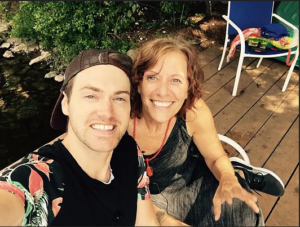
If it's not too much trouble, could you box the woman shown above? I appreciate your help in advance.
[127,37,264,226]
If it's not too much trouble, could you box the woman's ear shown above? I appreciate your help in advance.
[61,92,69,116]
[137,83,141,94]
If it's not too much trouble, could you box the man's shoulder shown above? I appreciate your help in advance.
[0,140,63,176]
[115,132,138,153]
[112,132,139,168]
[0,141,65,226]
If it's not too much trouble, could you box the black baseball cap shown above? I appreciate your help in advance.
[50,49,133,130]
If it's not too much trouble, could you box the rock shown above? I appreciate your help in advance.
[11,41,39,54]
[26,41,39,53]
[0,99,4,108]
[0,22,9,33]
[45,71,57,79]
[11,43,27,53]
[3,50,14,58]
[127,49,138,61]
[54,75,64,82]
[0,42,10,49]
[6,37,22,46]
[29,51,51,65]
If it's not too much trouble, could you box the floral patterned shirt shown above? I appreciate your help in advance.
[0,138,150,226]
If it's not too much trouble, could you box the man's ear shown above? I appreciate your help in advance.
[61,92,69,117]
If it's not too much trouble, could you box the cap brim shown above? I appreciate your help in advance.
[50,92,67,131]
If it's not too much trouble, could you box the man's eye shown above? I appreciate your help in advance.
[86,95,95,99]
[116,97,126,102]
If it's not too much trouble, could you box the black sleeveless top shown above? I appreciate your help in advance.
[143,117,210,194]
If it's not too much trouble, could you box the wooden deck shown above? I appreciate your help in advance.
[200,45,299,226]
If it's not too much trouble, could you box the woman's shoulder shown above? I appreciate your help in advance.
[185,99,213,134]
[186,99,209,120]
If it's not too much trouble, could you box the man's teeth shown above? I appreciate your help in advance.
[152,101,172,107]
[92,124,114,131]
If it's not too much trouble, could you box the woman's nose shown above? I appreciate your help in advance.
[156,81,169,97]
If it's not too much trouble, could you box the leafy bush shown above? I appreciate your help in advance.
[0,1,21,21]
[11,1,140,69]
[159,1,193,26]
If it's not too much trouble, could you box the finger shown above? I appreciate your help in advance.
[245,199,260,214]
[225,197,233,205]
[221,190,233,205]
[233,187,258,203]
[233,188,260,213]
[213,195,222,221]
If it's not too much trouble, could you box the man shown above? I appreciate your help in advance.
[0,49,159,226]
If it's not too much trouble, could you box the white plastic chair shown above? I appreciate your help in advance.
[218,1,299,96]
[218,134,250,164]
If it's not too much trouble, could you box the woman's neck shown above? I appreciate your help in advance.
[138,112,174,134]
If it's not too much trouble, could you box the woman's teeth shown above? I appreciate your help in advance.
[152,101,172,107]
[92,124,114,131]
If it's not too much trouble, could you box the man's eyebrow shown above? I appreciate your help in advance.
[80,87,130,95]
[79,86,102,92]
[114,90,130,96]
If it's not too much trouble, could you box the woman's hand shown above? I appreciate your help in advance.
[213,173,259,221]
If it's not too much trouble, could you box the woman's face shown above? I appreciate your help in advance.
[138,51,189,123]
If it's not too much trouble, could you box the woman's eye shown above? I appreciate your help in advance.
[172,79,181,83]
[147,76,156,81]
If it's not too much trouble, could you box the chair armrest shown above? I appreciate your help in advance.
[218,134,250,164]
[222,15,246,53]
[272,13,299,47]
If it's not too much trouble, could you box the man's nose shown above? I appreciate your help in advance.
[96,98,114,118]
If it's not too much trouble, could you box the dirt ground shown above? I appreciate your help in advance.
[128,1,228,53]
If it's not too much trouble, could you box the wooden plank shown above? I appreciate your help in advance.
[206,58,274,117]
[215,68,299,157]
[202,56,255,100]
[213,63,296,152]
[214,64,297,137]
[198,45,223,68]
[202,52,240,82]
[265,166,299,226]
[243,84,299,166]
[256,118,299,221]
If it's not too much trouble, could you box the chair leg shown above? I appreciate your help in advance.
[218,37,229,71]
[232,54,245,96]
[257,57,263,68]
[282,49,299,92]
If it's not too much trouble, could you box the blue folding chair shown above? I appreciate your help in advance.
[218,1,299,96]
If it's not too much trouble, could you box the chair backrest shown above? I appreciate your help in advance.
[274,1,299,30]
[227,1,274,35]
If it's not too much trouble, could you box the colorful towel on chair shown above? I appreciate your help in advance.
[227,28,293,62]
[247,36,293,50]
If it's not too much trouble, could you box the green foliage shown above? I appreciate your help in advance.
[11,1,140,69]
[0,1,21,21]
[159,1,193,26]
[8,1,210,70]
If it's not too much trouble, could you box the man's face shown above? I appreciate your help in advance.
[62,65,131,153]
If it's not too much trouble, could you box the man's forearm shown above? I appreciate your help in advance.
[153,204,168,224]
[153,204,190,226]
[0,190,24,225]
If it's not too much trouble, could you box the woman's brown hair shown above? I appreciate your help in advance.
[131,36,205,118]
